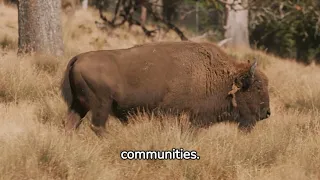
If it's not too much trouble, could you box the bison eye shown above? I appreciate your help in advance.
[241,77,252,90]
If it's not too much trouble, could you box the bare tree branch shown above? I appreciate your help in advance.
[111,0,123,24]
[180,9,196,20]
[120,13,157,37]
[97,0,157,37]
[143,3,189,41]
[97,0,188,41]
[99,8,116,27]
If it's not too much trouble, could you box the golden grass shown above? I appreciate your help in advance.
[0,5,320,180]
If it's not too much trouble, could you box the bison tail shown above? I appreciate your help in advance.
[61,56,78,107]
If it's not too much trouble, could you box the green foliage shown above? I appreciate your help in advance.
[249,0,320,64]
[179,0,320,64]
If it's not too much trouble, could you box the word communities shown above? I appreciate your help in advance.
[120,148,200,160]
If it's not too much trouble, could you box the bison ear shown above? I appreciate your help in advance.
[235,60,257,90]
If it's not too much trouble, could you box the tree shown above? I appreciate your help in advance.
[203,0,249,47]
[97,0,188,40]
[139,0,163,25]
[224,0,249,48]
[18,0,64,56]
[140,6,147,25]
[162,0,182,22]
[82,0,88,10]
[249,0,320,64]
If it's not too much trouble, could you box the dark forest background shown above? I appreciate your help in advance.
[4,0,320,64]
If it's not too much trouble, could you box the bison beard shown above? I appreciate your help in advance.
[60,41,271,137]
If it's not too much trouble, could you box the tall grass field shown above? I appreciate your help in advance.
[0,5,320,180]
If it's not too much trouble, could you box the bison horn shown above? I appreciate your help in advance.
[250,60,258,77]
[217,38,232,47]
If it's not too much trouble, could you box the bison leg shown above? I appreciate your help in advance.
[90,100,112,137]
[64,100,88,134]
[111,101,129,125]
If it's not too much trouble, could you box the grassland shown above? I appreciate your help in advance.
[0,5,320,180]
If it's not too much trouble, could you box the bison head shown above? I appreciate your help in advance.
[228,60,271,131]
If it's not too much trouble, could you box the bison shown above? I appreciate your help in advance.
[61,41,271,137]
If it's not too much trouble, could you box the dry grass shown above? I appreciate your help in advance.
[0,5,320,180]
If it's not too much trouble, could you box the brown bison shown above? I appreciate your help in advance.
[61,41,271,137]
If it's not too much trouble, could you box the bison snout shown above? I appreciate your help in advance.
[266,109,271,118]
[259,108,271,120]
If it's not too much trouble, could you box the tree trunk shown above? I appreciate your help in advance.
[140,6,147,25]
[195,0,199,34]
[82,0,88,10]
[163,0,178,22]
[18,0,64,56]
[151,0,162,17]
[224,0,249,48]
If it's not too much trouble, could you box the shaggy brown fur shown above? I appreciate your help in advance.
[61,41,271,137]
